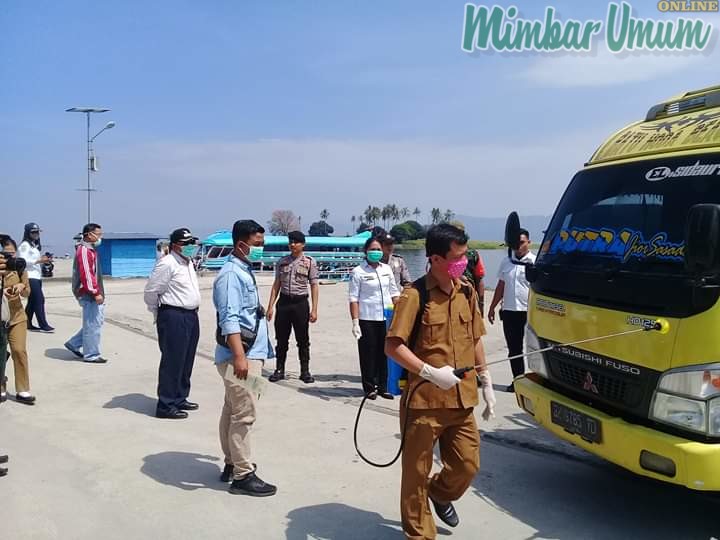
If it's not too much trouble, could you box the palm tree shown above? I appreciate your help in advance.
[431,208,441,225]
[381,205,391,230]
[364,205,373,225]
[351,215,356,234]
[320,209,329,221]
[413,207,421,222]
[401,207,410,220]
[372,206,382,226]
[443,209,454,223]
[390,204,400,225]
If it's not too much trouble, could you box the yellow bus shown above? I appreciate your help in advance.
[514,84,720,490]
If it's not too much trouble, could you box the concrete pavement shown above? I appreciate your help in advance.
[0,270,716,539]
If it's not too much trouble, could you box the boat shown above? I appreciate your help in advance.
[198,230,371,280]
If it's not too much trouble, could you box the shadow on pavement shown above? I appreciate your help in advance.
[103,393,157,416]
[285,503,403,540]
[311,373,363,384]
[45,347,84,362]
[297,386,366,401]
[471,422,717,540]
[141,452,226,492]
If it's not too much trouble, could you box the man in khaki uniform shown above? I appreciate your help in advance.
[386,223,496,540]
[266,230,319,383]
[0,250,8,475]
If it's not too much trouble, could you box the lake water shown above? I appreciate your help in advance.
[399,249,508,289]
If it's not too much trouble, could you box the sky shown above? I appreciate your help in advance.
[2,0,720,252]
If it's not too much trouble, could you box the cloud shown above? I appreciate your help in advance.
[520,45,711,88]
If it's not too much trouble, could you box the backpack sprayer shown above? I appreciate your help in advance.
[353,211,672,468]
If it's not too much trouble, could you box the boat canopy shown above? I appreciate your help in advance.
[201,230,372,248]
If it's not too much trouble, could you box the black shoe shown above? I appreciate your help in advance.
[221,462,257,482]
[64,343,83,358]
[269,370,285,382]
[38,326,55,333]
[27,325,41,332]
[0,467,7,477]
[0,455,7,464]
[156,408,188,419]
[178,401,199,411]
[228,472,277,497]
[83,357,108,364]
[506,383,515,393]
[379,391,394,400]
[299,372,315,384]
[366,391,377,400]
[430,497,459,528]
[16,394,36,405]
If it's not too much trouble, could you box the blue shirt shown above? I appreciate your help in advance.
[213,255,274,363]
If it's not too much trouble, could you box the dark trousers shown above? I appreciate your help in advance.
[156,306,199,412]
[25,278,50,329]
[274,294,311,372]
[501,310,527,379]
[357,320,388,394]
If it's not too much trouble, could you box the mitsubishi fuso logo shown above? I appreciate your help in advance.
[583,372,599,394]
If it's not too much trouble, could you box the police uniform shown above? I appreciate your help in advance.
[387,273,486,540]
[272,251,319,382]
[388,253,411,288]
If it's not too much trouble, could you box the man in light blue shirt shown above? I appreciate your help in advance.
[213,219,277,497]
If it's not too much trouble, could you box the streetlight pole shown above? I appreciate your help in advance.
[66,107,114,223]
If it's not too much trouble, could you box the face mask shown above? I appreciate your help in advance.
[366,250,383,263]
[447,257,468,280]
[181,245,196,258]
[93,238,102,248]
[247,245,264,262]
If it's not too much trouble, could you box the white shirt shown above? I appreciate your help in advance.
[348,261,400,321]
[497,251,536,311]
[18,241,42,280]
[144,251,201,315]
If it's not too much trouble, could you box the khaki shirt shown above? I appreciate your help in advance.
[388,254,411,288]
[276,255,319,296]
[387,274,486,409]
[2,271,30,327]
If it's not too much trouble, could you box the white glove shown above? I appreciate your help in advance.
[478,370,496,421]
[419,364,461,390]
[352,319,362,340]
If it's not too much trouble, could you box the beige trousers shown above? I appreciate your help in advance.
[216,360,263,479]
[2,323,29,393]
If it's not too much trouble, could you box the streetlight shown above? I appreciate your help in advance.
[65,107,116,222]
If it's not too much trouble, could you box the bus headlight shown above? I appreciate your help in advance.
[651,393,706,434]
[710,398,720,436]
[525,325,549,378]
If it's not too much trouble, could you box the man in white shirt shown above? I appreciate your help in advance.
[144,228,202,419]
[487,228,536,392]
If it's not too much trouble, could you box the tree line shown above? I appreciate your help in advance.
[267,206,456,241]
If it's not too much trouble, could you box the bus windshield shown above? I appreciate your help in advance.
[539,154,720,275]
[533,153,720,316]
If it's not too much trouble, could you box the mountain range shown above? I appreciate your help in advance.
[455,214,552,244]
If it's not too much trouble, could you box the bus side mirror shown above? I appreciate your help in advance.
[505,211,521,251]
[525,264,539,283]
[685,204,720,274]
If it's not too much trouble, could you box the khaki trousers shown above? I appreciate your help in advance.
[400,406,480,540]
[2,323,29,393]
[216,360,263,479]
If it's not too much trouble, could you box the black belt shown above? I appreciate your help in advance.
[279,293,308,302]
[159,304,198,313]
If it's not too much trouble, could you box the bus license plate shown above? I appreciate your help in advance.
[551,401,602,443]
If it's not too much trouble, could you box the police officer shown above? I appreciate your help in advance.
[386,224,496,539]
[266,231,319,383]
[380,233,411,288]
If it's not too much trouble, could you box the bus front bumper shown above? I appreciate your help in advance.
[514,373,720,491]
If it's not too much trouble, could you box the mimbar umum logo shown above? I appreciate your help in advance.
[658,1,719,12]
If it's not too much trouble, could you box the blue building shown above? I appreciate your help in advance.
[96,233,162,278]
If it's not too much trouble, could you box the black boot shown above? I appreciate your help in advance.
[299,348,314,384]
[269,359,285,382]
